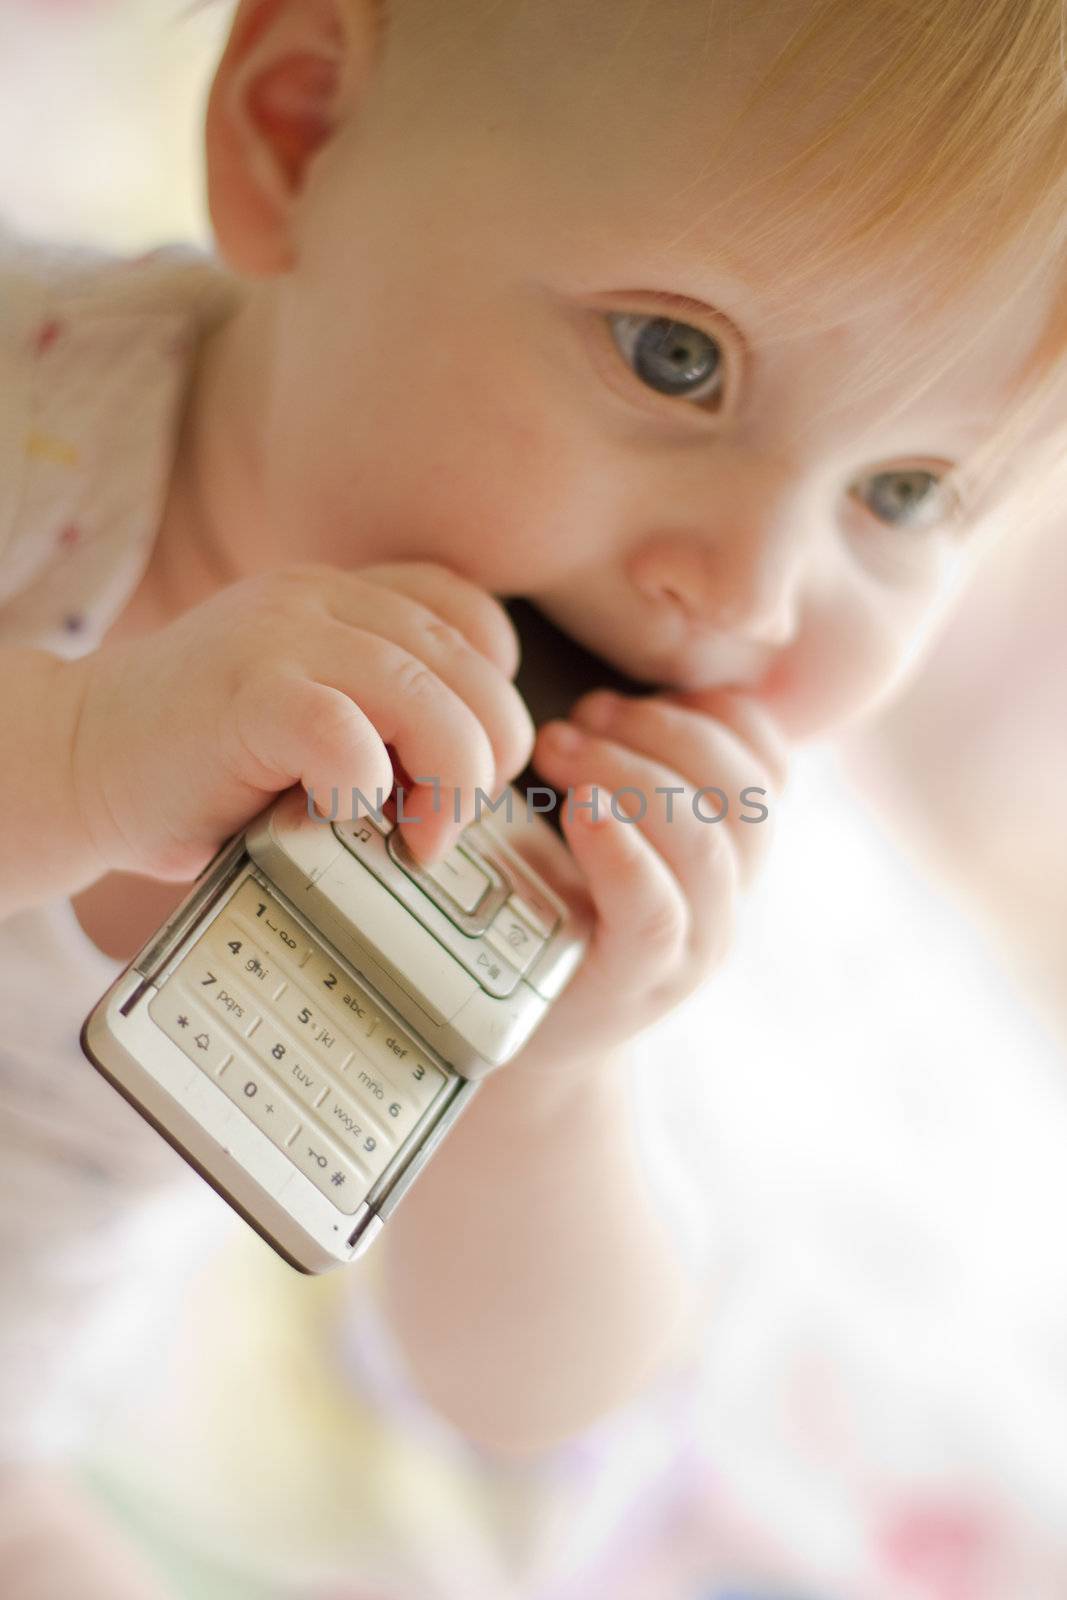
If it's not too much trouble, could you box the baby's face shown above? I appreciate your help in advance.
[250,0,1053,739]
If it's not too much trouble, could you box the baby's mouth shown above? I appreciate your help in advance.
[503,599,652,728]
[503,597,767,719]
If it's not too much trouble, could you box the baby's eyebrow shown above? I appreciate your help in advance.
[607,284,739,322]
[932,411,1000,445]
[611,242,768,317]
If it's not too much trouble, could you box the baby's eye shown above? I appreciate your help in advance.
[607,313,725,406]
[851,467,957,531]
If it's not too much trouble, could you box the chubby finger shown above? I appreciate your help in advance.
[351,561,522,678]
[662,687,791,794]
[534,723,738,973]
[297,630,496,861]
[556,782,691,986]
[564,692,774,887]
[321,592,534,792]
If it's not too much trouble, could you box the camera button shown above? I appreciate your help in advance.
[484,907,543,976]
[502,890,558,942]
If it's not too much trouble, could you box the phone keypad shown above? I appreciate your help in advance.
[302,947,384,1038]
[148,877,449,1213]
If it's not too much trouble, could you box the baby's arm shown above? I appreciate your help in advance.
[379,1044,697,1453]
[0,647,114,918]
[378,690,787,1453]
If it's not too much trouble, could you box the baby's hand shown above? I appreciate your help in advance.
[510,688,789,1079]
[70,562,534,881]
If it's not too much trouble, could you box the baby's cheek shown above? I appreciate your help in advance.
[758,591,915,741]
[389,422,605,592]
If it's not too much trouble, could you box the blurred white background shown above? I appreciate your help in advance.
[0,0,222,249]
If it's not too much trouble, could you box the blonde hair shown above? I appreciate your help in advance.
[216,0,1067,535]
[678,0,1067,537]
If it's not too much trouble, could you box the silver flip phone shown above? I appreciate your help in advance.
[80,785,589,1274]
[79,599,648,1274]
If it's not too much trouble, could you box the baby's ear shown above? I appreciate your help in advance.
[206,0,381,276]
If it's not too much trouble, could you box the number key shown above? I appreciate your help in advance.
[342,1059,423,1140]
[290,1135,366,1215]
[149,986,232,1076]
[352,1033,446,1116]
[216,1059,301,1150]
[316,1085,395,1178]
[271,982,355,1071]
[301,947,385,1041]
[204,916,285,998]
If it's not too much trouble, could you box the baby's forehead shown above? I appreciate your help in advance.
[457,1,825,182]
[398,0,1067,441]
[437,5,944,293]
[458,23,1048,399]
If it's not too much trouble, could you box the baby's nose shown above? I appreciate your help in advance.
[627,529,800,648]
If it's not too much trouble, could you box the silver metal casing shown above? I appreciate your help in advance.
[81,786,589,1273]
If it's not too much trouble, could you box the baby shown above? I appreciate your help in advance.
[1,0,1066,1594]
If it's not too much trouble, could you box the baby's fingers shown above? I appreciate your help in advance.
[569,690,780,888]
[557,781,690,989]
[535,716,740,973]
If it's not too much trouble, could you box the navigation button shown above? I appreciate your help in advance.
[420,844,492,913]
[387,830,494,915]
